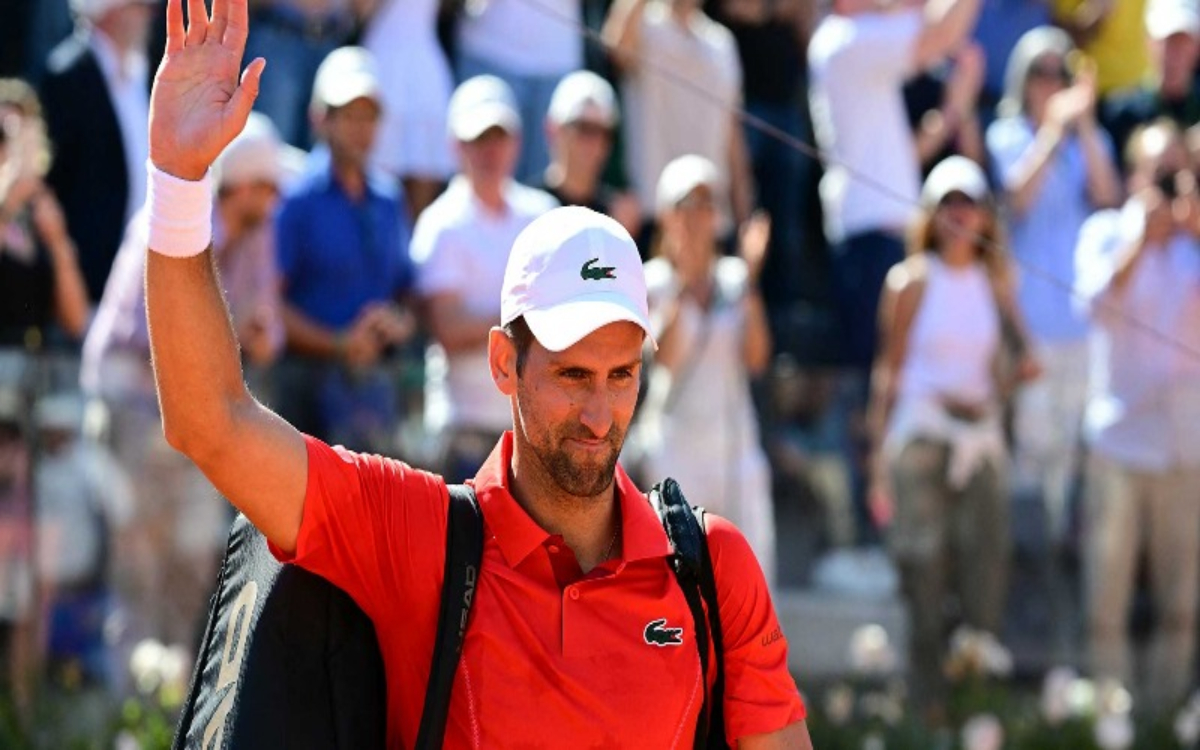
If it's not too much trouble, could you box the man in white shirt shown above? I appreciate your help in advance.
[410,76,558,480]
[1075,119,1200,711]
[604,0,753,240]
[806,0,982,541]
[41,0,154,302]
[456,0,583,185]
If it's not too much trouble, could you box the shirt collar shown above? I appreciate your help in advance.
[89,28,147,86]
[471,432,671,569]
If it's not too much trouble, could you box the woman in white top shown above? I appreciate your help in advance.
[362,0,455,219]
[868,156,1038,722]
[633,155,776,585]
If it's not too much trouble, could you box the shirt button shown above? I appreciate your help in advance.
[568,586,580,601]
[548,544,560,554]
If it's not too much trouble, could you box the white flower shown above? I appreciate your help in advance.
[861,732,886,750]
[961,713,1004,750]
[1096,678,1133,717]
[114,730,141,750]
[159,644,191,692]
[849,624,897,675]
[129,639,167,696]
[1041,666,1077,725]
[1174,692,1200,746]
[1094,712,1134,750]
[1067,677,1097,718]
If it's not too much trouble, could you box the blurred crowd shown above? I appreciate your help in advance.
[2,0,1200,733]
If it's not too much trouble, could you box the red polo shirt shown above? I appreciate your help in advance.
[273,432,805,748]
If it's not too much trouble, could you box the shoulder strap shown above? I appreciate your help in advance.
[415,483,483,750]
[649,478,727,750]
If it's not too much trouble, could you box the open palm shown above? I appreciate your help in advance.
[149,0,265,181]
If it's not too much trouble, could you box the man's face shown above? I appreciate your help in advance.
[1155,32,1200,98]
[322,97,381,168]
[500,322,644,500]
[98,1,154,52]
[554,118,613,177]
[459,127,520,188]
[221,180,280,228]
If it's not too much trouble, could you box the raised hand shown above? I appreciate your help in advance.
[149,0,265,181]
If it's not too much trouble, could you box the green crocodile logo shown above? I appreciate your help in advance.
[581,258,617,280]
[644,618,684,647]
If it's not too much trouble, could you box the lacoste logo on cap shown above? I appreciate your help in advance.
[643,618,684,647]
[581,258,617,280]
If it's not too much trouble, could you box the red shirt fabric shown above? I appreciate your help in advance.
[272,432,805,748]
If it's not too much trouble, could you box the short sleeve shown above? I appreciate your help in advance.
[269,435,449,620]
[986,117,1035,191]
[841,11,922,81]
[707,515,806,743]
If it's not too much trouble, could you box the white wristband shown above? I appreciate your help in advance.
[146,160,213,257]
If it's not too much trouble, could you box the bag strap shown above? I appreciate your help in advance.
[415,483,484,750]
[650,478,727,749]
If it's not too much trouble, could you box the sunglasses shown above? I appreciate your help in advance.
[568,121,613,140]
[1028,64,1071,83]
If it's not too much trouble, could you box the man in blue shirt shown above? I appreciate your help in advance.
[274,46,416,453]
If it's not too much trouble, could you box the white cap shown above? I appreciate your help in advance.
[448,75,521,142]
[1147,0,1200,39]
[70,0,154,20]
[547,71,618,128]
[213,112,297,188]
[311,47,381,111]
[921,155,991,207]
[501,206,655,352]
[655,154,720,213]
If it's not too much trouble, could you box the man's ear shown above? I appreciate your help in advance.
[489,327,518,396]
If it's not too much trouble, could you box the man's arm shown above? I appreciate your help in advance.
[910,0,984,72]
[739,721,814,749]
[603,0,649,73]
[146,0,307,553]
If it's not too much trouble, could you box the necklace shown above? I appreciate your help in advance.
[601,526,620,562]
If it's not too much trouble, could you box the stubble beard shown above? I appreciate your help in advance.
[538,425,625,500]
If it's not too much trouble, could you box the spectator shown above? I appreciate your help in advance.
[273,47,417,454]
[707,0,813,311]
[1052,0,1150,100]
[0,78,90,350]
[362,0,455,220]
[33,392,132,688]
[539,71,641,238]
[808,0,983,375]
[40,0,154,303]
[410,75,558,481]
[455,0,584,184]
[986,26,1121,548]
[1076,119,1200,711]
[243,0,357,148]
[604,0,753,243]
[81,112,292,659]
[807,0,983,544]
[1103,0,1200,161]
[868,156,1034,723]
[632,155,776,583]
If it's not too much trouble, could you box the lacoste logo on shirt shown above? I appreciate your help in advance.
[581,258,617,280]
[644,618,684,647]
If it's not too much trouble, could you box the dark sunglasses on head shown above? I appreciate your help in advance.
[1028,64,1071,83]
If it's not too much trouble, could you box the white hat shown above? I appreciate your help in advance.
[214,112,292,188]
[921,155,991,207]
[655,154,720,213]
[70,0,154,21]
[311,47,381,111]
[448,75,521,142]
[501,206,655,352]
[547,71,618,128]
[1146,0,1200,39]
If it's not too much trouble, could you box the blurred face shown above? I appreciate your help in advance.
[1024,52,1071,116]
[1154,32,1200,99]
[1131,126,1189,194]
[322,97,381,169]
[96,1,154,52]
[660,185,719,272]
[933,191,989,251]
[221,180,280,229]
[495,322,644,500]
[458,126,520,187]
[554,118,613,177]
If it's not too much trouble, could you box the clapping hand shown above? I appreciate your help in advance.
[738,210,771,285]
[149,0,265,182]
